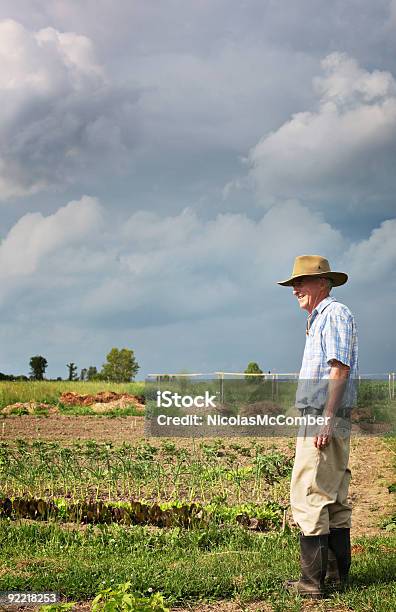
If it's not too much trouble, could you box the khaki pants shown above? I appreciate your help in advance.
[290,420,352,536]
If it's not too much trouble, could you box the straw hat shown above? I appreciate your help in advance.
[277,255,348,287]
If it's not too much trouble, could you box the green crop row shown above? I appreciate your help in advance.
[0,440,293,504]
[0,496,284,530]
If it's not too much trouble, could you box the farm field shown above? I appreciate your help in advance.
[0,382,395,611]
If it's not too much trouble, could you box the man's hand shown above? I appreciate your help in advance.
[314,417,336,449]
[314,360,350,449]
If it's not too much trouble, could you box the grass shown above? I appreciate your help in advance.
[57,404,143,417]
[0,521,395,611]
[0,381,145,410]
[0,404,144,418]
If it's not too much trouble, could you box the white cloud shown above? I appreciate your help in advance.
[0,196,347,322]
[0,195,394,375]
[314,52,395,104]
[342,218,396,283]
[0,19,103,94]
[0,19,139,200]
[248,52,396,214]
[0,195,102,275]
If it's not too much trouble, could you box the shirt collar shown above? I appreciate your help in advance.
[314,295,336,315]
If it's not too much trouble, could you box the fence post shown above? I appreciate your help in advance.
[218,372,224,405]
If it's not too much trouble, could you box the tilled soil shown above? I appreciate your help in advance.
[0,414,146,441]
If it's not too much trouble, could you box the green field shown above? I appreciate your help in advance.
[0,380,395,611]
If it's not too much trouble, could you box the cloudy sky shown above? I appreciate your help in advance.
[0,0,395,379]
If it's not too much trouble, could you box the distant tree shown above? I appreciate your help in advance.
[29,355,48,380]
[100,348,139,382]
[87,366,99,381]
[0,372,14,381]
[80,368,88,381]
[66,362,78,381]
[244,361,264,383]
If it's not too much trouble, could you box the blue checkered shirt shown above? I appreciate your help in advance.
[296,296,359,410]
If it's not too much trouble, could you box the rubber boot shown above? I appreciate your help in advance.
[325,547,340,586]
[285,534,328,598]
[327,528,351,588]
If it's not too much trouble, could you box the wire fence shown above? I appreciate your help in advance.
[148,371,396,402]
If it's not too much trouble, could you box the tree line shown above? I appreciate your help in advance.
[1,356,268,384]
[0,348,139,383]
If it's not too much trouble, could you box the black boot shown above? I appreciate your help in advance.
[285,534,328,598]
[327,528,351,588]
[325,547,340,585]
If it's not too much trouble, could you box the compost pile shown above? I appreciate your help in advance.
[60,391,145,411]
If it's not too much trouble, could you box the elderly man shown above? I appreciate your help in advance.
[278,255,358,598]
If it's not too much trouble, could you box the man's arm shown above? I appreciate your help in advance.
[314,359,350,449]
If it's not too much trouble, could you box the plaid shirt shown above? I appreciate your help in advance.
[296,296,359,410]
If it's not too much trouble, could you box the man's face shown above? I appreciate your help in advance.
[292,276,327,313]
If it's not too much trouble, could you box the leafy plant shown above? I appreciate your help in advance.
[92,582,169,612]
[382,514,396,531]
[40,603,75,611]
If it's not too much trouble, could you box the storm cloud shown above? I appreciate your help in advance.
[0,2,395,378]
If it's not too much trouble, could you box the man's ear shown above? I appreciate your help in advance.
[320,277,331,292]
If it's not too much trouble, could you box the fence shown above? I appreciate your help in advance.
[148,371,396,402]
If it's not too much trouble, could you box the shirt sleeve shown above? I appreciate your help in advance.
[321,311,354,368]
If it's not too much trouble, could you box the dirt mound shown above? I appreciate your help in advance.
[59,391,145,411]
[1,402,59,415]
[351,407,375,423]
[90,398,145,413]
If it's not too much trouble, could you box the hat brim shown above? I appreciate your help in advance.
[277,271,348,287]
